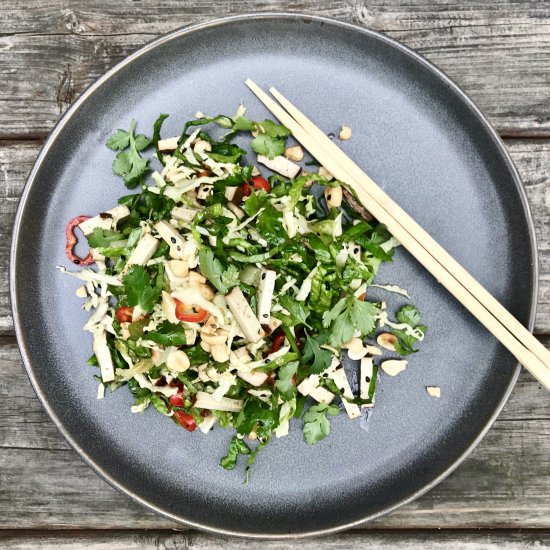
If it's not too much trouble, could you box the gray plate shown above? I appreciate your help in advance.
[11,13,537,538]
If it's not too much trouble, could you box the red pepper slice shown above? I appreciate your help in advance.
[65,216,94,266]
[174,299,208,323]
[115,306,134,323]
[169,393,184,407]
[270,333,286,354]
[242,176,270,197]
[173,410,197,432]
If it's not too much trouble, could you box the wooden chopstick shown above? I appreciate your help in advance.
[245,79,550,391]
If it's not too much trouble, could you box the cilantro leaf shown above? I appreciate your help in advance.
[87,228,123,248]
[249,119,291,159]
[234,397,279,438]
[391,306,426,356]
[393,324,426,356]
[232,116,255,131]
[256,119,291,138]
[275,361,299,400]
[396,305,422,327]
[251,134,286,159]
[302,334,333,374]
[123,265,161,313]
[220,436,251,470]
[134,134,152,152]
[278,295,311,329]
[145,321,186,346]
[302,403,340,445]
[199,249,240,294]
[323,297,379,348]
[108,120,150,189]
[106,129,131,151]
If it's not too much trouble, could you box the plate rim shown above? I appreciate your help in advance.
[10,12,539,539]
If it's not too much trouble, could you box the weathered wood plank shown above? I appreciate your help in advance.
[2,139,550,334]
[1,1,550,137]
[1,342,549,530]
[1,529,550,549]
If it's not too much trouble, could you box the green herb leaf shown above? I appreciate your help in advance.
[220,436,251,470]
[302,403,340,445]
[185,344,210,366]
[123,265,161,313]
[251,134,286,159]
[323,296,379,348]
[275,361,299,400]
[232,116,255,131]
[396,305,422,327]
[234,397,279,438]
[278,295,311,329]
[109,120,150,188]
[199,248,240,294]
[87,228,123,248]
[106,129,131,151]
[302,334,333,374]
[256,119,291,138]
[145,320,186,346]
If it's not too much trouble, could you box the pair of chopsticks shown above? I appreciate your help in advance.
[245,79,550,391]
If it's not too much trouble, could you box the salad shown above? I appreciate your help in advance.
[59,105,427,476]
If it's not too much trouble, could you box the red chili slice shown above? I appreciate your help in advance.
[169,393,185,407]
[173,410,197,432]
[270,333,286,354]
[242,176,270,197]
[115,306,134,323]
[174,299,208,323]
[65,215,94,266]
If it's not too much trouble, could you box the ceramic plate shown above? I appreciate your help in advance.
[11,13,537,538]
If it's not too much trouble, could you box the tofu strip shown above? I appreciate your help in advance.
[126,233,159,268]
[330,368,361,419]
[225,287,263,343]
[256,268,276,323]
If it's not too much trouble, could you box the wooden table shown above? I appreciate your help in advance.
[1,2,550,548]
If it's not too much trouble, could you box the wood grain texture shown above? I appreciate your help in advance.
[1,341,549,530]
[2,139,550,335]
[1,1,550,138]
[1,529,550,549]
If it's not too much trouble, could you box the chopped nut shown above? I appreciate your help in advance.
[427,386,441,398]
[318,166,334,180]
[285,145,304,162]
[381,359,408,377]
[377,332,397,351]
[198,283,215,301]
[324,185,342,208]
[201,332,228,346]
[365,344,382,356]
[75,285,87,298]
[339,125,352,141]
[248,431,258,441]
[167,350,190,373]
[201,316,219,335]
[211,344,230,363]
[193,139,212,153]
[168,260,188,278]
[234,346,252,363]
[344,337,368,360]
[188,271,207,285]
